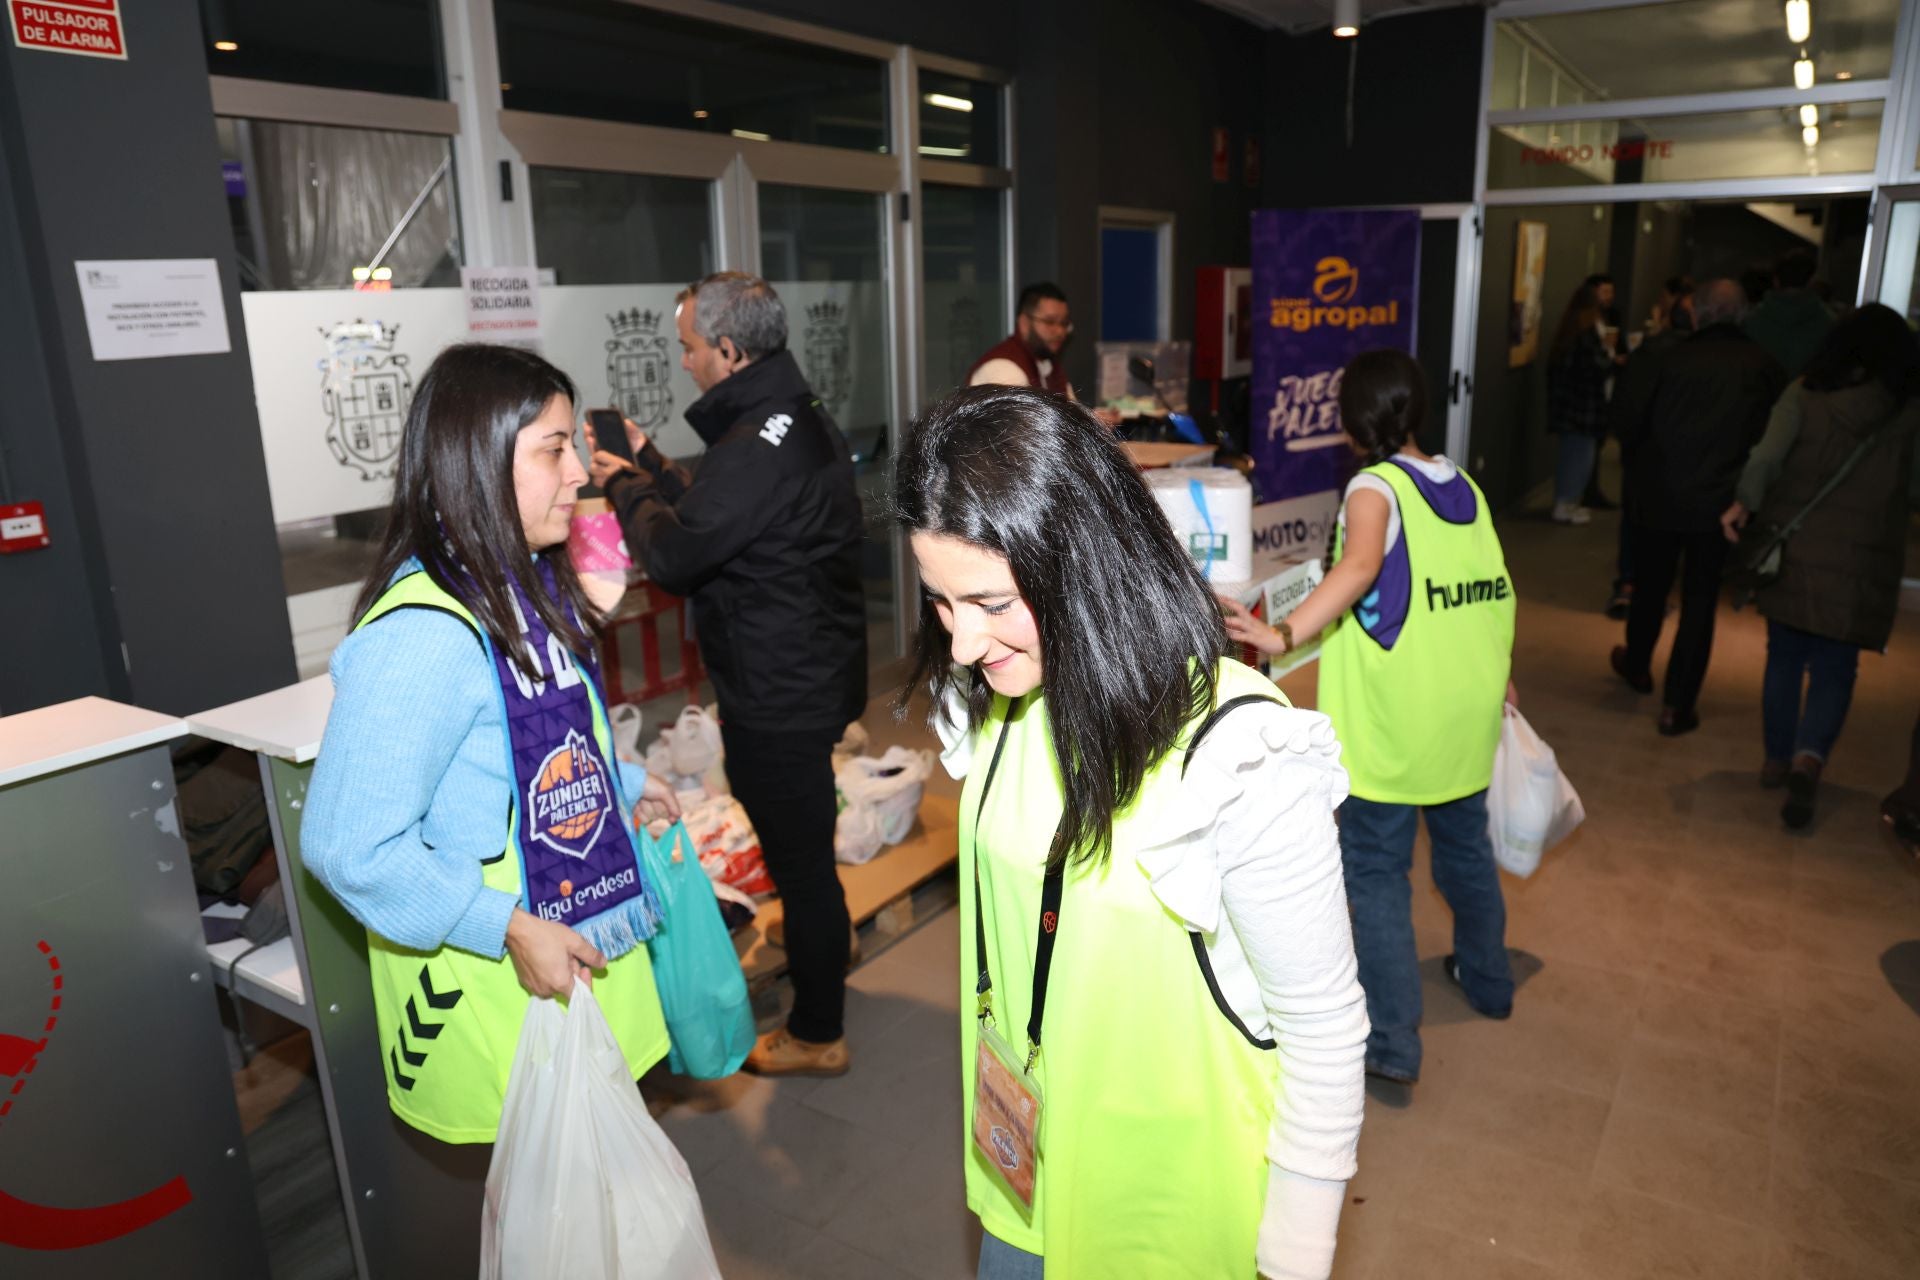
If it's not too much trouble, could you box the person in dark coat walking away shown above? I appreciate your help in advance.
[590,270,868,1077]
[1722,303,1920,828]
[1604,279,1694,618]
[1610,279,1786,736]
[1546,282,1616,525]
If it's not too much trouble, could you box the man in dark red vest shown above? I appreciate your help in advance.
[968,281,1077,398]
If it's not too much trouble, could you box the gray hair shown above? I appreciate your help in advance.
[1692,278,1749,328]
[688,271,787,361]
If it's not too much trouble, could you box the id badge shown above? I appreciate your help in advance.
[971,1020,1043,1210]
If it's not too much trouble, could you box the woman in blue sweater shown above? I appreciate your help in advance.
[304,344,682,1166]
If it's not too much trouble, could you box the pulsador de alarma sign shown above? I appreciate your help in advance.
[9,0,126,60]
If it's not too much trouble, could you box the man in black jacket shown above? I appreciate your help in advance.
[1610,278,1786,736]
[591,271,866,1077]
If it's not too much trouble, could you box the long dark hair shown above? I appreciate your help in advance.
[894,386,1227,874]
[1801,302,1920,402]
[353,343,595,677]
[1549,281,1601,361]
[1340,349,1427,465]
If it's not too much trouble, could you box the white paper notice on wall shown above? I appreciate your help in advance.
[74,259,231,361]
[462,266,542,350]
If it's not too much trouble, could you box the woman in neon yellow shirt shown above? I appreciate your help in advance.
[896,385,1367,1280]
[1224,350,1518,1088]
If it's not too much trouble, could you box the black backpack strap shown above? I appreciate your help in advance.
[1179,691,1287,1050]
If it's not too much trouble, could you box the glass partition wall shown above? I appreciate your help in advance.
[209,0,1014,677]
[1461,0,1914,515]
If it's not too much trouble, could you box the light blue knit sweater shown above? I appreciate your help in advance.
[303,570,646,960]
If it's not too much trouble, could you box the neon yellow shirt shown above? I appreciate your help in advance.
[1318,459,1514,805]
[959,660,1283,1276]
[354,571,668,1143]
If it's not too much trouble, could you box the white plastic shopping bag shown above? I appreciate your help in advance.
[481,981,722,1280]
[1486,706,1584,878]
[836,747,934,845]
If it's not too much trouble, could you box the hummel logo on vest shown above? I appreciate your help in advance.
[1425,575,1511,610]
[760,413,792,445]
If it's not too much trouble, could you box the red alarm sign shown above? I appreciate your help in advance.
[0,501,50,553]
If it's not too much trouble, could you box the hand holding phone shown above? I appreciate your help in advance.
[586,407,635,467]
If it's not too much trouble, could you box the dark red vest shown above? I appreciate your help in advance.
[968,334,1070,395]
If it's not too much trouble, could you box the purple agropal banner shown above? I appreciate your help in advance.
[1250,208,1421,502]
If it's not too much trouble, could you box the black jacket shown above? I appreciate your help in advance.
[1614,324,1787,532]
[606,349,868,733]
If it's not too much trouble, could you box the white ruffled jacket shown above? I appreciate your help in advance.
[938,695,1369,1280]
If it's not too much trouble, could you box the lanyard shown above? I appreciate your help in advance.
[971,704,1067,1073]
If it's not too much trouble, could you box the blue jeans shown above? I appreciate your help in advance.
[1339,791,1514,1081]
[1553,433,1598,505]
[977,1233,1043,1279]
[1763,621,1861,765]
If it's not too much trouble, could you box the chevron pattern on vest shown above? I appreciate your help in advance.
[387,965,466,1093]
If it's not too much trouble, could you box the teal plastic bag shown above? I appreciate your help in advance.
[639,820,756,1079]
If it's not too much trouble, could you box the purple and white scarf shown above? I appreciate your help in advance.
[489,556,661,958]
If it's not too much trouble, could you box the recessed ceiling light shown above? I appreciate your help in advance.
[693,109,709,119]
[1836,70,1853,80]
[213,40,238,52]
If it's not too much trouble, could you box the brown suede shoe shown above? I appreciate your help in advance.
[743,1029,850,1078]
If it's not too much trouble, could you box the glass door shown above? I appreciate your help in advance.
[920,184,1009,399]
[530,167,720,459]
[756,183,902,665]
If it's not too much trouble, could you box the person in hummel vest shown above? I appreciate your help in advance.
[1224,349,1518,1089]
[589,271,867,1078]
[901,385,1365,1280]
[304,344,685,1264]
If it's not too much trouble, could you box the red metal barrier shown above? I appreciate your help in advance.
[597,578,703,707]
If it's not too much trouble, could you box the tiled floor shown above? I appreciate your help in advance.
[647,495,1920,1279]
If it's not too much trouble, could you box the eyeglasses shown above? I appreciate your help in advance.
[1024,312,1074,334]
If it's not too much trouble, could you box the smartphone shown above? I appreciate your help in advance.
[587,407,634,466]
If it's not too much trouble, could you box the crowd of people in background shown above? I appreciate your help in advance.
[1547,248,1920,839]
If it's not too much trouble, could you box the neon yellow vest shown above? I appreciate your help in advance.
[354,571,669,1143]
[1319,460,1514,805]
[959,659,1283,1276]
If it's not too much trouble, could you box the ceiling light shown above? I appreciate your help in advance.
[918,145,972,157]
[1333,0,1360,38]
[212,40,238,52]
[1836,70,1852,80]
[1784,0,1811,45]
[693,109,709,119]
[498,82,512,91]
[1793,56,1814,89]
[923,93,974,113]
[1803,124,1820,146]
[1799,103,1819,127]
[730,129,771,142]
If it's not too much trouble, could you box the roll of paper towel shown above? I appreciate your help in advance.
[1146,466,1252,582]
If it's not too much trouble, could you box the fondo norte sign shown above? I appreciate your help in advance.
[1251,208,1420,502]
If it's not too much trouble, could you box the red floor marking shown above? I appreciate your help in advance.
[0,1180,194,1250]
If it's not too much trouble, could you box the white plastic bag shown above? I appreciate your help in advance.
[836,747,934,847]
[609,703,646,765]
[1487,706,1584,878]
[665,705,723,778]
[481,981,721,1280]
[834,798,887,865]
